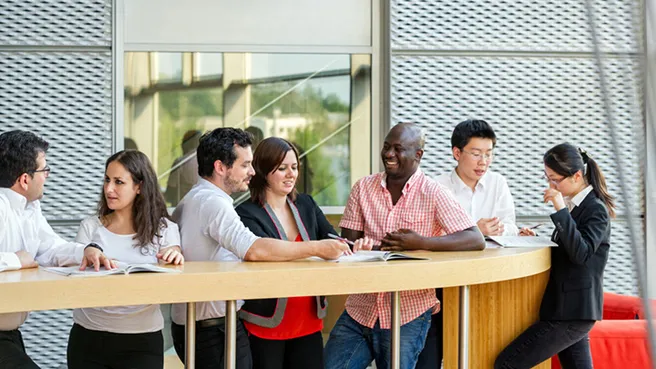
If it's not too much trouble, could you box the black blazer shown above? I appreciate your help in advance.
[235,193,336,326]
[539,191,611,321]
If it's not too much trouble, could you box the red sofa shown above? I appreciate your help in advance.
[551,292,653,369]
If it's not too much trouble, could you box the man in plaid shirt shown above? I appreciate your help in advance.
[324,123,485,369]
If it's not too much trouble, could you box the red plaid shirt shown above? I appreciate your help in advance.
[339,169,475,328]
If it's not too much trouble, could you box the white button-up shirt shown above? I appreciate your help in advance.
[567,185,594,212]
[0,188,85,330]
[435,170,518,236]
[171,178,259,325]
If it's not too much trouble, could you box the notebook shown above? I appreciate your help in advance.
[485,236,558,248]
[336,250,429,263]
[42,262,181,277]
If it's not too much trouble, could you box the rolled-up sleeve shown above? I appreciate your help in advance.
[206,199,259,260]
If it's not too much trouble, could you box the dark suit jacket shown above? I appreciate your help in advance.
[539,191,611,321]
[235,193,336,323]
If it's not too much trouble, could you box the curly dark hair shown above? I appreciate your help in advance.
[98,150,170,247]
[0,130,49,188]
[197,128,253,177]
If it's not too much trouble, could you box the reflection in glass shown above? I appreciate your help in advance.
[250,54,349,79]
[194,53,223,81]
[124,52,370,206]
[156,52,183,82]
[249,76,351,205]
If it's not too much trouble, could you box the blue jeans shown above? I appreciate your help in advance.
[324,309,432,369]
[494,320,595,369]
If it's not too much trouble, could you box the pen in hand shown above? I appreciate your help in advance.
[327,233,355,246]
[528,223,544,230]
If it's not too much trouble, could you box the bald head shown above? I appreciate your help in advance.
[387,123,425,151]
[381,123,425,179]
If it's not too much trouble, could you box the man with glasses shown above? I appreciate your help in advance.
[0,130,85,368]
[416,119,519,369]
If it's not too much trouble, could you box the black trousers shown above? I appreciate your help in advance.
[0,330,40,369]
[248,330,324,369]
[67,323,163,369]
[415,288,444,369]
[172,319,252,369]
[494,320,595,369]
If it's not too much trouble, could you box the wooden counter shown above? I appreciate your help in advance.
[0,247,551,368]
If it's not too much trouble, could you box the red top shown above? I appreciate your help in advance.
[243,234,324,340]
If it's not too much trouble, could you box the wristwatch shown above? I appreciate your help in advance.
[84,243,104,253]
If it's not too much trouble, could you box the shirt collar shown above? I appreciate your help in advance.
[380,168,424,193]
[450,168,488,192]
[567,185,594,210]
[0,188,28,212]
[197,177,234,204]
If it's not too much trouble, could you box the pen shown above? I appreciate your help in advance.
[529,223,544,230]
[327,233,355,246]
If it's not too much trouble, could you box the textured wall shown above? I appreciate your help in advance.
[0,1,113,367]
[390,0,644,295]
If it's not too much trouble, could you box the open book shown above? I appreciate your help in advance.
[42,262,181,277]
[486,236,558,248]
[337,250,429,263]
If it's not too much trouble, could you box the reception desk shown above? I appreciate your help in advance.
[0,247,550,369]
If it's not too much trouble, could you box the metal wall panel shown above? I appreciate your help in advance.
[391,55,643,216]
[391,0,641,53]
[390,0,644,296]
[517,220,641,295]
[21,310,72,369]
[0,0,111,46]
[0,52,113,221]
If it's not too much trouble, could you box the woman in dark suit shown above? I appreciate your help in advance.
[236,136,370,369]
[494,143,615,369]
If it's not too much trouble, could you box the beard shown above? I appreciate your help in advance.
[225,175,248,194]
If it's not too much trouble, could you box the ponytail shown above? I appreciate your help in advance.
[584,156,616,218]
[544,143,616,218]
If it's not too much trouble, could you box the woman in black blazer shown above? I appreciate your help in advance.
[494,143,615,369]
[236,136,370,369]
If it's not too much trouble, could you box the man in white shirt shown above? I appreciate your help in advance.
[417,119,519,369]
[0,130,87,369]
[435,119,518,236]
[170,127,351,369]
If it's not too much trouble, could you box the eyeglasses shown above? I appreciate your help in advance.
[29,166,51,177]
[542,173,566,185]
[461,150,494,161]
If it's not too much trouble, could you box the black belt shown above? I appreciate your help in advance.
[197,317,225,328]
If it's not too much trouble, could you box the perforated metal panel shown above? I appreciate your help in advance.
[50,224,82,242]
[391,55,643,216]
[0,52,113,221]
[392,0,641,53]
[391,0,645,297]
[517,220,641,295]
[0,0,111,46]
[21,309,72,369]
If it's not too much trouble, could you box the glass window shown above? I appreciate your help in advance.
[124,52,371,207]
[155,52,183,82]
[194,53,223,81]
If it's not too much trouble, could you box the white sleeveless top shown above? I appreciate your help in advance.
[74,216,180,333]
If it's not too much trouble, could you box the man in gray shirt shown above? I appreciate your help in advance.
[170,128,350,369]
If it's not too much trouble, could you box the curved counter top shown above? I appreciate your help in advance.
[0,247,550,313]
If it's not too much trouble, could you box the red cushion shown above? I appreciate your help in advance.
[551,320,652,369]
[603,292,642,320]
